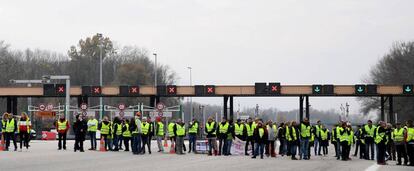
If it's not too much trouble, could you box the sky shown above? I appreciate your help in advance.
[1,0,413,115]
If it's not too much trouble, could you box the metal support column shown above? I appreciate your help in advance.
[389,96,394,124]
[11,97,18,115]
[229,96,234,121]
[380,96,385,121]
[299,96,304,122]
[223,96,229,120]
[7,97,12,113]
[149,96,156,107]
[305,95,310,120]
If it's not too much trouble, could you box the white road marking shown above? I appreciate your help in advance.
[365,163,380,171]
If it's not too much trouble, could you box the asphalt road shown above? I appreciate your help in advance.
[0,140,412,171]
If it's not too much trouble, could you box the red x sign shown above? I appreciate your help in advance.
[130,87,138,93]
[94,87,100,93]
[58,86,65,93]
[168,87,176,93]
[207,87,214,93]
[271,85,278,92]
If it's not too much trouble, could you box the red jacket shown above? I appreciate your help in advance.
[55,119,70,134]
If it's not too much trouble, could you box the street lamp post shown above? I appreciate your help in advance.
[153,53,157,105]
[187,67,192,121]
[97,33,104,120]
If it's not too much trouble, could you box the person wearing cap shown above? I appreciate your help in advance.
[4,113,18,151]
[392,122,408,165]
[141,117,151,154]
[188,118,199,153]
[363,120,376,160]
[155,117,165,152]
[18,112,32,151]
[56,114,69,150]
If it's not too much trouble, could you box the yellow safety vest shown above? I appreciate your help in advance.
[6,119,15,133]
[286,126,297,141]
[157,122,164,136]
[114,123,122,136]
[87,119,98,132]
[259,128,264,138]
[189,122,198,134]
[57,120,68,131]
[100,122,110,135]
[176,124,185,136]
[364,125,376,138]
[320,129,329,141]
[206,122,216,135]
[407,128,414,142]
[348,129,354,145]
[142,123,150,135]
[246,124,255,137]
[315,125,320,137]
[301,123,311,138]
[339,127,349,142]
[219,122,229,134]
[168,123,175,137]
[392,128,404,142]
[235,123,244,135]
[123,123,131,137]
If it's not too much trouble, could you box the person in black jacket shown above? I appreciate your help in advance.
[278,122,286,156]
[73,114,87,152]
[376,121,388,165]
[252,121,268,159]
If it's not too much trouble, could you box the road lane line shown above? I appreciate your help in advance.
[365,163,380,171]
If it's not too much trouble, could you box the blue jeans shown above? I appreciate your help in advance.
[113,135,120,150]
[254,143,265,157]
[132,134,142,154]
[314,138,320,155]
[300,138,310,159]
[189,134,197,152]
[226,139,233,155]
[89,131,97,149]
[291,144,297,156]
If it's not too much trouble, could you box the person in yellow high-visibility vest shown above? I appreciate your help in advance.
[392,122,408,165]
[188,118,199,153]
[234,119,246,141]
[155,117,165,152]
[56,114,69,150]
[87,116,98,150]
[5,113,18,151]
[363,120,376,160]
[205,117,217,156]
[112,117,123,151]
[339,122,351,161]
[405,120,414,166]
[286,120,299,160]
[217,117,229,156]
[98,116,112,151]
[122,118,132,152]
[174,119,186,155]
[319,125,330,156]
[245,118,255,156]
[375,121,388,165]
[141,117,151,154]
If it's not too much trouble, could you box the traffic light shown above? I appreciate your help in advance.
[119,85,129,96]
[323,85,334,95]
[255,83,267,95]
[91,86,102,96]
[268,82,281,95]
[55,84,66,96]
[366,84,377,95]
[205,85,215,95]
[355,84,366,95]
[312,85,322,95]
[43,84,55,96]
[82,86,91,96]
[167,85,177,95]
[403,84,413,94]
[157,85,166,96]
[195,85,205,96]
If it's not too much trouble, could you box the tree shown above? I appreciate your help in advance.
[360,41,414,121]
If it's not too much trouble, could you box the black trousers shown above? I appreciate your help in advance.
[141,135,150,153]
[58,133,67,149]
[245,136,254,155]
[406,143,414,166]
[353,140,360,156]
[340,141,349,160]
[74,135,84,151]
[19,132,30,149]
[279,138,286,155]
[377,143,386,164]
[5,132,17,150]
[123,137,130,151]
[218,137,225,155]
[395,144,408,164]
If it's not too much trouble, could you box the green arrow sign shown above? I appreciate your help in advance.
[357,86,363,92]
[314,87,321,92]
[405,86,412,92]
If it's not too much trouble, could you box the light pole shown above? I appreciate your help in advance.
[187,66,193,121]
[97,33,104,120]
[153,53,157,106]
